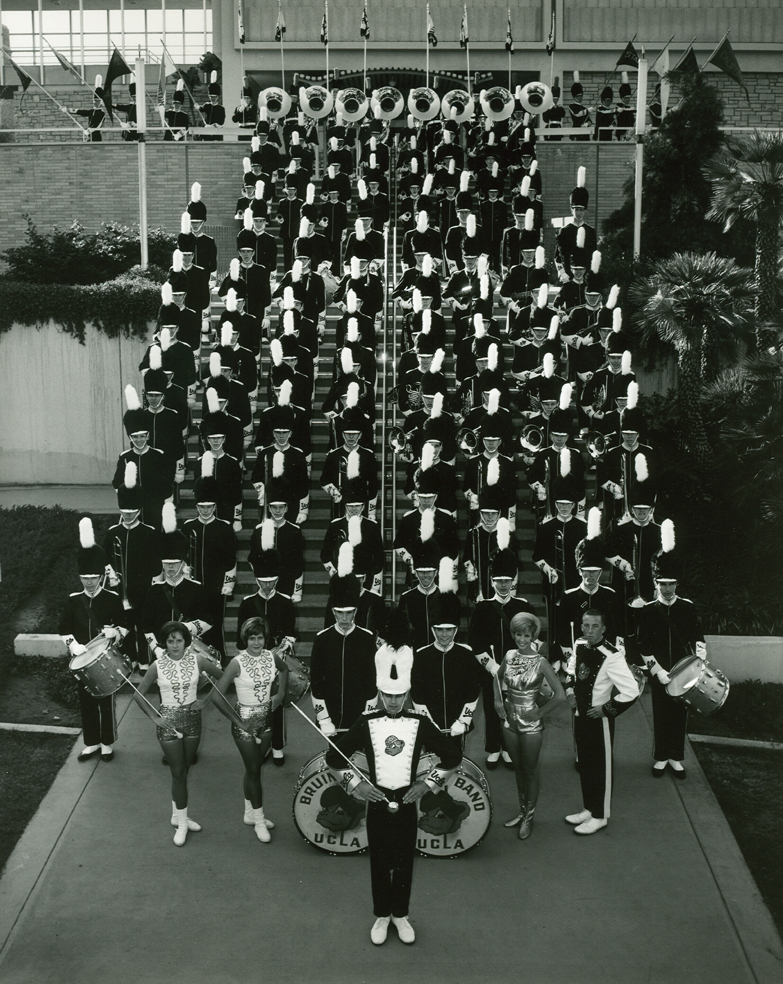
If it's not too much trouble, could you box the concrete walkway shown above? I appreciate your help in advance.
[1,691,780,984]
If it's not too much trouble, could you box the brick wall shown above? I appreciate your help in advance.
[0,141,633,268]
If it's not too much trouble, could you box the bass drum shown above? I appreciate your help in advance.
[415,754,492,858]
[292,751,369,855]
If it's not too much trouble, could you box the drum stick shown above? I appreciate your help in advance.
[117,671,184,739]
[288,702,399,813]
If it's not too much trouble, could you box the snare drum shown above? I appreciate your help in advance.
[666,655,729,716]
[292,751,369,854]
[69,637,132,698]
[415,754,492,858]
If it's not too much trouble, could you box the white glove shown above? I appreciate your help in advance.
[233,520,242,532]
[695,642,707,659]
[102,626,121,643]
[291,592,302,604]
[69,641,87,657]
[296,510,308,525]
[221,583,234,597]
[320,717,337,738]
[450,720,468,737]
[174,471,185,485]
[657,670,672,685]
[536,485,547,501]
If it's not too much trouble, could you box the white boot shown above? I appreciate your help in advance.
[252,807,271,843]
[171,801,201,831]
[245,799,274,828]
[172,808,189,847]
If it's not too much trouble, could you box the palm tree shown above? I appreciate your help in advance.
[703,130,783,348]
[630,252,753,464]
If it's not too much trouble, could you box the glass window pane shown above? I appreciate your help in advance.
[42,11,71,33]
[164,9,182,33]
[123,10,146,32]
[146,9,163,33]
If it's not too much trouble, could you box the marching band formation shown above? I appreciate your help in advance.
[58,76,717,944]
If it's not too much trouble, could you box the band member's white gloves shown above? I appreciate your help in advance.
[464,560,477,583]
[319,717,337,737]
[538,561,558,584]
[695,641,707,659]
[475,651,500,676]
[254,482,265,505]
[450,720,468,737]
[102,626,122,644]
[602,481,623,499]
[67,640,87,657]
[656,670,672,685]
[105,565,121,588]
[533,483,547,501]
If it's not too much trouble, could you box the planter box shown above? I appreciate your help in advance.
[14,634,69,658]
[705,635,783,684]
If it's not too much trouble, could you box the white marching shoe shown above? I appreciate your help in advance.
[391,916,416,944]
[244,799,274,828]
[252,807,271,843]
[565,809,593,826]
[371,917,390,945]
[172,807,199,846]
[171,801,201,832]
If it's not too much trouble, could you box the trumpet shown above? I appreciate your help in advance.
[585,431,606,460]
[520,424,545,453]
[457,427,479,454]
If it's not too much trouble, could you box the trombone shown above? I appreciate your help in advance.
[520,424,545,453]
[456,427,479,455]
[585,431,606,461]
[628,530,646,609]
[620,451,632,523]
[113,535,128,607]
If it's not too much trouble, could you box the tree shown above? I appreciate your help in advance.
[630,252,753,464]
[703,130,783,349]
[600,73,754,295]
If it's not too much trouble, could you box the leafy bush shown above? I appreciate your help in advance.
[0,270,161,342]
[1,217,175,285]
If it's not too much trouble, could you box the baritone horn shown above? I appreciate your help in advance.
[585,431,606,460]
[517,81,554,115]
[371,87,404,120]
[408,87,441,121]
[520,424,545,452]
[259,87,292,119]
[299,85,334,119]
[335,88,369,123]
[456,427,479,454]
[441,89,475,124]
[479,87,514,122]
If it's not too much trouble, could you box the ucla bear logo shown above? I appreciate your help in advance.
[385,735,404,756]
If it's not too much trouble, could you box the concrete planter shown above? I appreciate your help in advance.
[705,635,783,684]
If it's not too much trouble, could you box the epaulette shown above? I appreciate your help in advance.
[354,625,374,637]
[678,596,694,605]
[402,509,416,517]
[287,522,301,531]
[436,508,453,517]
[316,625,333,636]
[70,591,82,597]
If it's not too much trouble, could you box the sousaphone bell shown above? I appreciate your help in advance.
[335,87,370,123]
[408,87,441,121]
[441,89,475,124]
[259,87,291,119]
[299,85,334,119]
[479,87,515,122]
[517,81,554,115]
[371,86,404,120]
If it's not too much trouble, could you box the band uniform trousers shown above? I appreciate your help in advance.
[574,712,615,820]
[650,675,688,762]
[77,684,118,748]
[481,674,504,755]
[366,798,418,918]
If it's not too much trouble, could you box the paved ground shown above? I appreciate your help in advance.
[1,689,780,984]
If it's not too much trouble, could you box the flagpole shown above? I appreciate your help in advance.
[363,2,367,90]
[602,33,636,89]
[278,2,285,90]
[464,6,470,95]
[648,33,676,74]
[325,1,329,92]
[161,38,207,125]
[426,3,430,89]
[136,57,149,270]
[633,53,648,260]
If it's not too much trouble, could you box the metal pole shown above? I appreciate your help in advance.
[633,55,648,260]
[79,0,85,79]
[38,0,44,85]
[136,58,149,269]
[121,0,126,55]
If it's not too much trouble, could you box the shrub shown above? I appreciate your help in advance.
[1,217,175,285]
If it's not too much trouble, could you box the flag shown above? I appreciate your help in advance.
[321,1,329,45]
[546,7,555,56]
[670,45,700,78]
[505,9,514,53]
[238,0,246,44]
[459,6,469,49]
[156,46,178,106]
[659,47,671,118]
[427,4,437,47]
[102,47,132,121]
[616,41,639,69]
[8,56,32,107]
[706,34,749,101]
[48,43,82,82]
[275,2,286,41]
[360,3,370,39]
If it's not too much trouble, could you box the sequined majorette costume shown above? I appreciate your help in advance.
[156,648,201,740]
[232,649,276,741]
[501,652,545,734]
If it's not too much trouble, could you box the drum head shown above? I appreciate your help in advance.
[666,656,702,698]
[292,752,369,855]
[69,651,93,670]
[415,755,492,857]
